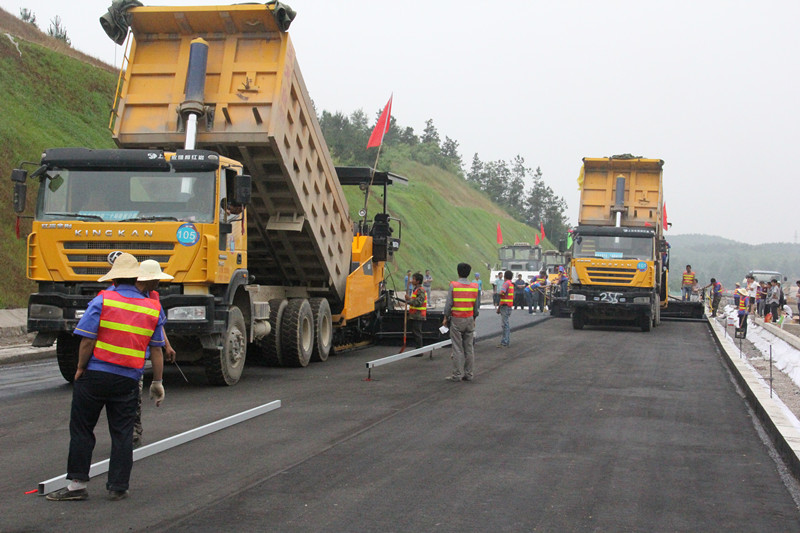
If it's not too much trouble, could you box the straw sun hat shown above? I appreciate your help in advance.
[138,259,174,281]
[98,252,140,282]
[98,254,174,282]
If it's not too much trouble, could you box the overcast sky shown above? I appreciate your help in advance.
[4,0,799,245]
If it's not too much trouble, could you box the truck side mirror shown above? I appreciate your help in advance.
[232,174,251,206]
[11,168,27,183]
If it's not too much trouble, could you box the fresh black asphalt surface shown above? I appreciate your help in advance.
[2,315,800,531]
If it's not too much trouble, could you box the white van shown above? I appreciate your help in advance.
[747,270,787,283]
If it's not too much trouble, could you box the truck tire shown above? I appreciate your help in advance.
[56,333,80,383]
[280,299,314,367]
[640,314,652,332]
[572,312,585,330]
[309,298,332,362]
[205,306,247,386]
[254,298,287,366]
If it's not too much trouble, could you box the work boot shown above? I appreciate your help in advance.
[46,487,88,501]
[108,490,129,501]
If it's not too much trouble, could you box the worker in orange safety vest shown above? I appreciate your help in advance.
[443,262,481,382]
[405,272,427,349]
[497,270,514,347]
[681,265,696,301]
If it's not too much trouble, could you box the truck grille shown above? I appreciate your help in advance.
[64,242,175,276]
[585,266,637,285]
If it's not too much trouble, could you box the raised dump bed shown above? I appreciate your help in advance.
[579,157,663,230]
[112,4,351,306]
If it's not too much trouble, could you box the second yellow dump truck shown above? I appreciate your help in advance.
[568,156,668,331]
[11,3,425,385]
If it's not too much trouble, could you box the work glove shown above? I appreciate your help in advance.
[149,380,165,407]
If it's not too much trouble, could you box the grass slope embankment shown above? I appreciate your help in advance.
[0,9,549,306]
[0,30,117,307]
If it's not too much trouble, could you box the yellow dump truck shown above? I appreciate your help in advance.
[568,156,668,331]
[11,3,416,385]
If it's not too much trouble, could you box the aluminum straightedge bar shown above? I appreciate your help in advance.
[366,339,451,369]
[39,399,281,495]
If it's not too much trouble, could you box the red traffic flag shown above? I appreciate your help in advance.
[662,202,668,231]
[535,234,540,245]
[367,95,393,148]
[496,222,503,245]
[539,221,546,240]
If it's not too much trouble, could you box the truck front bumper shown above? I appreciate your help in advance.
[28,291,226,340]
[569,288,653,321]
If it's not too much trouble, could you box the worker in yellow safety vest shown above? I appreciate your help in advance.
[443,262,481,382]
[681,265,696,301]
[405,272,427,349]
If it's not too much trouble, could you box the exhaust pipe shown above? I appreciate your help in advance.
[180,38,209,150]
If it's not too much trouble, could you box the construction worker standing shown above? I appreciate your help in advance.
[681,265,696,302]
[736,287,749,334]
[405,272,427,349]
[704,277,723,317]
[443,263,480,382]
[497,270,514,347]
[47,253,166,502]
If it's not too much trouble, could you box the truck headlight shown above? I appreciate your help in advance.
[633,297,650,304]
[29,304,63,319]
[570,294,586,301]
[168,306,207,320]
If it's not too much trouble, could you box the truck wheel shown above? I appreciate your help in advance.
[640,315,652,332]
[205,306,247,386]
[56,333,80,383]
[254,298,287,366]
[280,299,314,367]
[572,312,585,330]
[309,298,332,362]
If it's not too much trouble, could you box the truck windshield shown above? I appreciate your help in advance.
[499,246,541,262]
[573,235,653,261]
[36,169,217,223]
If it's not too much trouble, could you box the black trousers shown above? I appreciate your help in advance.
[409,319,423,348]
[67,370,139,491]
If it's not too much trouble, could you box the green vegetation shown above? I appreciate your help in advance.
[0,35,116,307]
[0,31,551,307]
[342,159,555,293]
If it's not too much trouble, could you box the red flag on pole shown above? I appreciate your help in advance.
[367,95,393,148]
[662,202,668,231]
[540,221,546,240]
[496,222,503,245]
[535,234,540,245]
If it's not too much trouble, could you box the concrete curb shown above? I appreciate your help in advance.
[707,316,800,481]
[754,317,800,351]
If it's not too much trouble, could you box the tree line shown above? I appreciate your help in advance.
[318,108,569,243]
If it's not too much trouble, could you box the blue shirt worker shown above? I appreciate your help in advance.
[47,252,169,502]
[443,263,481,382]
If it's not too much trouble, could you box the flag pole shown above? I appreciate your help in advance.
[362,141,385,227]
[362,94,392,228]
